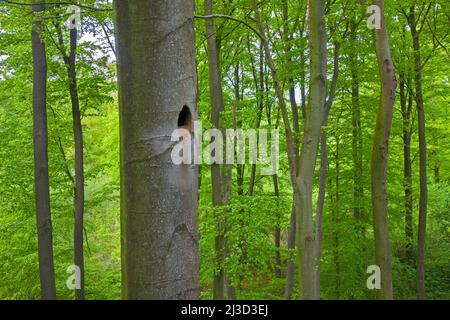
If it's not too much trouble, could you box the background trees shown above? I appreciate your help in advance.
[0,0,448,300]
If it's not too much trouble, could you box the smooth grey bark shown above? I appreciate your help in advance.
[371,0,396,300]
[32,0,56,300]
[114,0,199,299]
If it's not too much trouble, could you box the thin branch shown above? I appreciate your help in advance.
[0,0,112,12]
[195,14,263,40]
[100,23,116,57]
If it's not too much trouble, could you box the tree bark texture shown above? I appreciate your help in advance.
[371,0,396,300]
[32,0,57,300]
[115,0,200,300]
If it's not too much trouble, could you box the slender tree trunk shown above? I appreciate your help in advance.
[281,0,298,286]
[204,0,234,300]
[295,0,327,300]
[332,119,342,299]
[400,72,414,262]
[54,18,85,299]
[248,42,265,196]
[433,150,439,184]
[284,208,296,299]
[32,0,56,300]
[232,63,246,295]
[114,0,199,299]
[252,0,304,299]
[350,24,364,223]
[314,42,340,297]
[371,0,396,300]
[69,26,85,301]
[273,174,282,278]
[253,0,326,300]
[408,7,428,300]
[252,0,305,299]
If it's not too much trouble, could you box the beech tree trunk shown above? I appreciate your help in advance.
[332,123,341,299]
[282,2,301,299]
[253,0,326,300]
[32,0,56,300]
[68,26,85,302]
[278,1,296,282]
[314,42,340,297]
[408,6,428,300]
[54,20,85,300]
[68,25,85,301]
[350,22,364,223]
[371,0,396,300]
[252,0,303,299]
[295,0,327,300]
[204,0,234,300]
[248,42,264,197]
[114,0,199,299]
[284,208,296,299]
[399,72,414,263]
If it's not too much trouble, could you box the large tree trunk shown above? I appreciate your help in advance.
[114,0,199,299]
[408,6,428,300]
[371,0,396,300]
[32,0,56,300]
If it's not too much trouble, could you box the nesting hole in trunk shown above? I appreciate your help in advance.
[177,105,193,132]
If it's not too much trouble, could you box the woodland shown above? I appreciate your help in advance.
[0,0,449,300]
